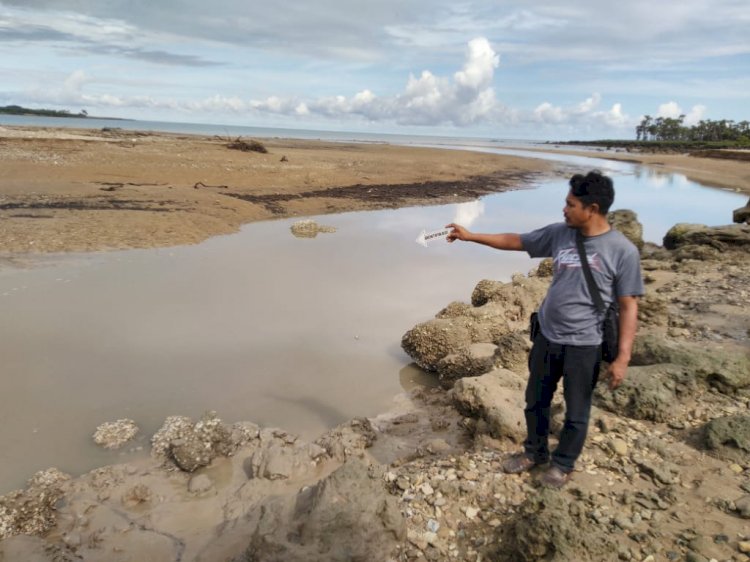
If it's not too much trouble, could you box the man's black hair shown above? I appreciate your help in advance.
[569,170,614,214]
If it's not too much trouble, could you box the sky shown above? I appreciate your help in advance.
[1,0,748,139]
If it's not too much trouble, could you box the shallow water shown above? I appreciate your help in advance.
[0,154,745,493]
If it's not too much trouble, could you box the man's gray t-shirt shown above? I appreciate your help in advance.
[521,223,645,346]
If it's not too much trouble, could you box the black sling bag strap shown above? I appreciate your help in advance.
[576,230,620,362]
[575,231,606,314]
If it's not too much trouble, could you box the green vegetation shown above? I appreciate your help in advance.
[556,117,750,152]
[0,105,89,118]
[635,115,750,143]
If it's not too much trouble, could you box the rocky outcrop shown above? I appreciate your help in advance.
[314,417,377,461]
[92,419,139,450]
[436,343,498,388]
[494,488,617,562]
[450,368,527,442]
[609,209,644,250]
[703,415,750,462]
[240,458,404,562]
[0,468,71,540]
[594,364,690,422]
[151,412,259,472]
[401,276,547,378]
[733,197,750,224]
[663,223,750,250]
[290,219,336,238]
[247,429,328,480]
[631,332,750,393]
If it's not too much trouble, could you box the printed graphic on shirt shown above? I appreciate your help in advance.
[553,247,604,272]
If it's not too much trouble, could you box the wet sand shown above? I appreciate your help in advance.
[0,126,559,255]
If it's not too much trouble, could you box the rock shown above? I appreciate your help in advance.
[663,223,750,251]
[631,333,750,393]
[171,433,215,472]
[531,258,553,278]
[0,468,71,539]
[609,209,644,251]
[738,540,750,553]
[450,368,527,442]
[734,495,750,518]
[315,417,376,461]
[733,198,750,224]
[401,318,473,371]
[247,438,325,480]
[609,438,629,457]
[594,364,686,422]
[238,458,405,562]
[492,331,532,375]
[636,294,669,327]
[674,244,722,261]
[150,412,238,472]
[703,415,750,461]
[92,419,139,449]
[685,551,708,562]
[688,535,726,561]
[436,342,498,388]
[402,276,547,372]
[470,276,548,308]
[290,219,336,238]
[493,488,617,562]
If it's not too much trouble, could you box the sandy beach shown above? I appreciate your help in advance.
[3,125,747,256]
[0,126,562,255]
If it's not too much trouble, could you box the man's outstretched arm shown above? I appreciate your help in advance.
[446,223,524,251]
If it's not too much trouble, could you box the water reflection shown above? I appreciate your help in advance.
[452,200,486,227]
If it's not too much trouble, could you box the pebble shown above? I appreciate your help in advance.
[610,438,629,457]
[464,507,479,520]
[420,483,434,496]
[739,541,750,554]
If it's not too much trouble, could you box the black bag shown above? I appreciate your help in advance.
[576,232,619,363]
[529,311,541,341]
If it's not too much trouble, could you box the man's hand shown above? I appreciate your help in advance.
[605,359,628,391]
[446,223,471,243]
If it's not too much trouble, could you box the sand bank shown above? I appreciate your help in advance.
[0,126,559,254]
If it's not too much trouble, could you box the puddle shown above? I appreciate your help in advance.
[0,160,745,493]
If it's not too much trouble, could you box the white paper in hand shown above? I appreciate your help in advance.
[416,227,452,247]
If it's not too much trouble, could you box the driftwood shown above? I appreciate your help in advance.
[194,182,228,189]
[226,137,268,153]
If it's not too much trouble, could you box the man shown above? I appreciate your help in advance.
[447,170,644,488]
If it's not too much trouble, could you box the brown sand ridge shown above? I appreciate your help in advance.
[0,126,559,254]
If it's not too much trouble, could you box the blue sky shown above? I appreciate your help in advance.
[1,0,748,139]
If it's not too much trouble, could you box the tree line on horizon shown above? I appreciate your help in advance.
[0,105,88,118]
[636,115,750,142]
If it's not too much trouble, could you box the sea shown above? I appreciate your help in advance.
[0,113,543,150]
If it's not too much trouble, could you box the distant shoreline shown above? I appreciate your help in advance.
[0,105,129,121]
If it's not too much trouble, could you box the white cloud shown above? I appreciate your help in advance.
[533,93,630,129]
[684,104,707,126]
[657,101,682,118]
[271,37,502,127]
[656,101,708,125]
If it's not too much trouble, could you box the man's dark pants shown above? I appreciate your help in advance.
[523,332,601,473]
